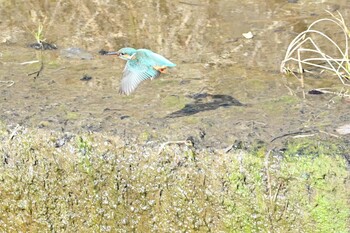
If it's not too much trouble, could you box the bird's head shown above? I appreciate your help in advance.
[106,47,137,60]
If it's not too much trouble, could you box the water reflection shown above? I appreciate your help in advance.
[1,0,348,68]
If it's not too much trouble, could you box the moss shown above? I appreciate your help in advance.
[161,95,187,109]
[225,138,349,233]
[38,121,50,128]
[260,95,299,115]
[137,131,151,142]
[278,95,299,105]
[0,129,224,231]
[65,111,80,120]
[47,60,60,68]
[0,129,348,232]
[182,116,200,124]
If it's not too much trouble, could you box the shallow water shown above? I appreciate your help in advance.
[1,0,350,147]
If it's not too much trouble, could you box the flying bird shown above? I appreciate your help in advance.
[106,47,176,95]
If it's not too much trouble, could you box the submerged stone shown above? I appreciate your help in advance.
[29,41,57,50]
[80,74,92,81]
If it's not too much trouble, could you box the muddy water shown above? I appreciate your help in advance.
[1,0,350,148]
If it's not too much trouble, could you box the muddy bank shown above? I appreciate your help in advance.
[0,126,349,232]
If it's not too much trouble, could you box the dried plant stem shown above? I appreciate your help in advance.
[28,60,44,79]
[281,11,350,86]
[158,140,193,155]
[0,80,15,87]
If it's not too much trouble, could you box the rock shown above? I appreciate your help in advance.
[336,124,350,135]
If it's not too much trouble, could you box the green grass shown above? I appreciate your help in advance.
[0,126,348,232]
[33,23,46,44]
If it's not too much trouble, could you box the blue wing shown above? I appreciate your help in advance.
[137,49,176,67]
[119,59,160,95]
[119,49,176,95]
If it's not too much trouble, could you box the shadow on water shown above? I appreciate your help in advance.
[166,92,244,118]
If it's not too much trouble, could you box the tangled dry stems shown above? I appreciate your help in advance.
[281,11,350,87]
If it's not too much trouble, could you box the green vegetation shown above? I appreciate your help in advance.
[161,94,187,109]
[0,126,348,232]
[226,139,349,233]
[33,23,46,45]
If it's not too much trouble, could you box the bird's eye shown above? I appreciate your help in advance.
[120,53,125,55]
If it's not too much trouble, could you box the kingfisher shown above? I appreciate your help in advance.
[106,47,176,95]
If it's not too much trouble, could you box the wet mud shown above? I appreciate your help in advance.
[0,0,350,148]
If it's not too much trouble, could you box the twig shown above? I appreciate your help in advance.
[224,144,234,153]
[273,182,283,202]
[8,124,23,142]
[157,140,192,155]
[271,130,315,142]
[319,130,340,138]
[20,60,39,65]
[265,150,273,205]
[179,1,206,6]
[0,80,15,87]
[276,200,289,222]
[311,87,350,97]
[28,60,44,79]
[284,84,296,96]
[292,134,315,139]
